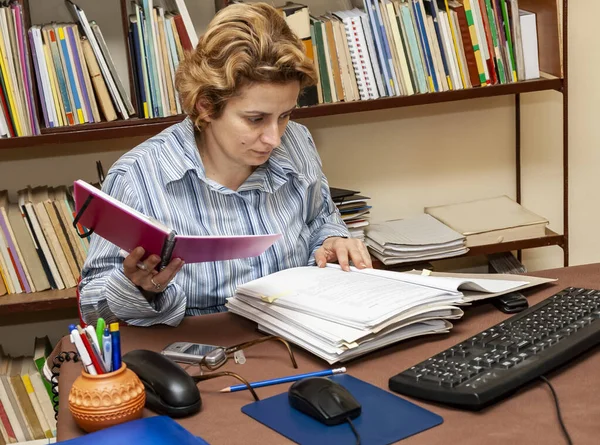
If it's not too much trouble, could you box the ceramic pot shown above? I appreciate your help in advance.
[68,363,146,433]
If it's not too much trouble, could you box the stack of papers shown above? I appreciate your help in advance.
[330,188,371,240]
[365,214,468,265]
[226,264,547,364]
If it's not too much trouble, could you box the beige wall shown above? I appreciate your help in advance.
[0,1,595,354]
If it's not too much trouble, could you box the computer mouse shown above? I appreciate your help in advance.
[122,349,201,418]
[288,377,361,426]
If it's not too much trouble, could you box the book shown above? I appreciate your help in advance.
[226,263,547,363]
[57,415,209,444]
[425,195,549,247]
[73,180,281,267]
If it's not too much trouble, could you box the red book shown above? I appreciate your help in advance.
[0,76,15,137]
[0,399,17,443]
[72,180,281,266]
[173,14,193,52]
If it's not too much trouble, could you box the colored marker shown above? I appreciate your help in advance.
[96,318,106,347]
[68,324,97,375]
[84,325,108,373]
[220,367,347,393]
[78,326,105,374]
[102,327,112,372]
[110,323,122,371]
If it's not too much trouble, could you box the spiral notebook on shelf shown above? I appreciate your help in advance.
[72,179,281,267]
[242,374,443,445]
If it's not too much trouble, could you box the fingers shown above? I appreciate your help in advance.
[321,238,372,271]
[314,248,327,267]
[122,247,184,292]
[335,244,350,271]
[348,241,372,269]
[152,258,185,288]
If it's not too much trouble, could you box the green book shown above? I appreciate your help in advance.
[33,336,55,409]
[499,0,517,81]
[310,18,332,103]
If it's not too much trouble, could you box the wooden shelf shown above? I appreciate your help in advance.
[465,228,565,257]
[0,287,77,314]
[0,78,562,150]
[1,230,564,315]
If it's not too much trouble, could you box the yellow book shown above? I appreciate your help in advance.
[21,370,53,439]
[444,0,468,88]
[0,20,22,136]
[0,260,10,294]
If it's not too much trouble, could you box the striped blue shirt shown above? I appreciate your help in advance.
[79,117,349,326]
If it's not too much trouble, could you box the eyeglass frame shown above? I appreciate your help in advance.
[188,335,298,402]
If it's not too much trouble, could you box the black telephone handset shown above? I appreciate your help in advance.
[122,349,202,418]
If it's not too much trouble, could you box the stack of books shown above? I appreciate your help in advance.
[330,188,372,240]
[270,0,541,107]
[365,214,468,266]
[0,185,89,296]
[0,2,40,137]
[226,264,544,364]
[0,337,57,443]
[127,0,198,119]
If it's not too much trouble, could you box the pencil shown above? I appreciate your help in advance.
[220,367,347,393]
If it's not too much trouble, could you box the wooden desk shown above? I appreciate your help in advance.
[54,264,600,444]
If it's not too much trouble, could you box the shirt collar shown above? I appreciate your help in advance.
[160,117,301,193]
[159,117,205,186]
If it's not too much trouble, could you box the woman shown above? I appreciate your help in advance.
[79,2,372,326]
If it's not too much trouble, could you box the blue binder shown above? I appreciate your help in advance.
[57,416,210,444]
[242,374,443,445]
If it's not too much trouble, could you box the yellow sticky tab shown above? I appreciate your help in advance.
[260,291,291,303]
[58,27,65,40]
[77,109,84,123]
[421,269,431,276]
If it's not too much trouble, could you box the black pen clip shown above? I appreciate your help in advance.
[72,194,95,239]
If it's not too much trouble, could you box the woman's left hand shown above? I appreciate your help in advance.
[314,236,373,271]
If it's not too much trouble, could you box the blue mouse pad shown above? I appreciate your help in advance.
[241,374,442,445]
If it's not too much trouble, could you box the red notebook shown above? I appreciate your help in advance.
[73,180,281,266]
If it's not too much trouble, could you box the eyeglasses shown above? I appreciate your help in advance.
[189,335,298,401]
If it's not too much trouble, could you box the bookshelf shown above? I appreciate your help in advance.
[0,0,568,318]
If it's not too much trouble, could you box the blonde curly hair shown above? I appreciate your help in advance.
[175,2,318,130]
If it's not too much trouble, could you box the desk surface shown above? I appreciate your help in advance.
[55,263,600,444]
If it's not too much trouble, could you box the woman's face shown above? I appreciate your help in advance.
[202,81,301,169]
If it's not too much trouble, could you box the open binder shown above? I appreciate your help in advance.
[72,180,281,268]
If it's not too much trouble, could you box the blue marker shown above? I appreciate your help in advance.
[110,323,122,371]
[102,327,113,372]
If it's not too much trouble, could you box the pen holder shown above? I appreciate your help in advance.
[68,363,146,433]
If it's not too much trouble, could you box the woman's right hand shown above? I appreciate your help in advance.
[122,247,185,298]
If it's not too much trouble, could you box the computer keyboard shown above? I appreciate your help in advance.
[389,287,600,410]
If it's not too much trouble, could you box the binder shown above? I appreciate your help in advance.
[72,180,281,269]
[57,416,210,444]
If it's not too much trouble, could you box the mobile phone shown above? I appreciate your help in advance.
[161,342,227,367]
